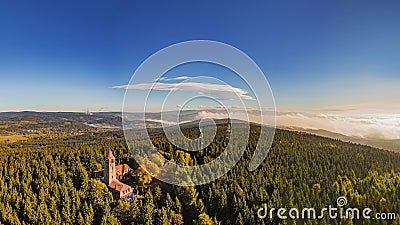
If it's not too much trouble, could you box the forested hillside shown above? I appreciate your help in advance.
[0,124,399,225]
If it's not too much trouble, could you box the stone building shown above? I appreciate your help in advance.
[104,150,134,198]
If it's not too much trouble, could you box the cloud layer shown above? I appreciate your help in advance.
[154,76,191,81]
[185,109,400,140]
[113,82,254,100]
[277,112,400,140]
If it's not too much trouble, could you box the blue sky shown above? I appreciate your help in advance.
[0,0,399,112]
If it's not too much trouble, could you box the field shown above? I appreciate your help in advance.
[0,134,28,142]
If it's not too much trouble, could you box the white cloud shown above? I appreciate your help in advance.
[195,109,268,125]
[146,119,182,125]
[169,76,191,81]
[154,76,191,82]
[193,108,400,140]
[277,111,400,140]
[112,82,255,100]
[197,111,228,119]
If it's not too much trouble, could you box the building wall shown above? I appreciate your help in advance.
[104,157,116,185]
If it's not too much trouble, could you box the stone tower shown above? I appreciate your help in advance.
[104,150,116,185]
[226,117,231,136]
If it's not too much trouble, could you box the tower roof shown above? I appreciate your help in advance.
[106,150,115,159]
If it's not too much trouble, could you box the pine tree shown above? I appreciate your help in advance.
[193,212,214,225]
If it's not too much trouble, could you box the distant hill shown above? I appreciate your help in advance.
[2,111,398,152]
[0,111,122,128]
[282,126,400,152]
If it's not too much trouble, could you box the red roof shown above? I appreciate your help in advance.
[109,179,131,193]
[106,150,114,159]
[116,164,131,175]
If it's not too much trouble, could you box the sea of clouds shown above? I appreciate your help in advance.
[276,111,400,140]
[194,109,400,140]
